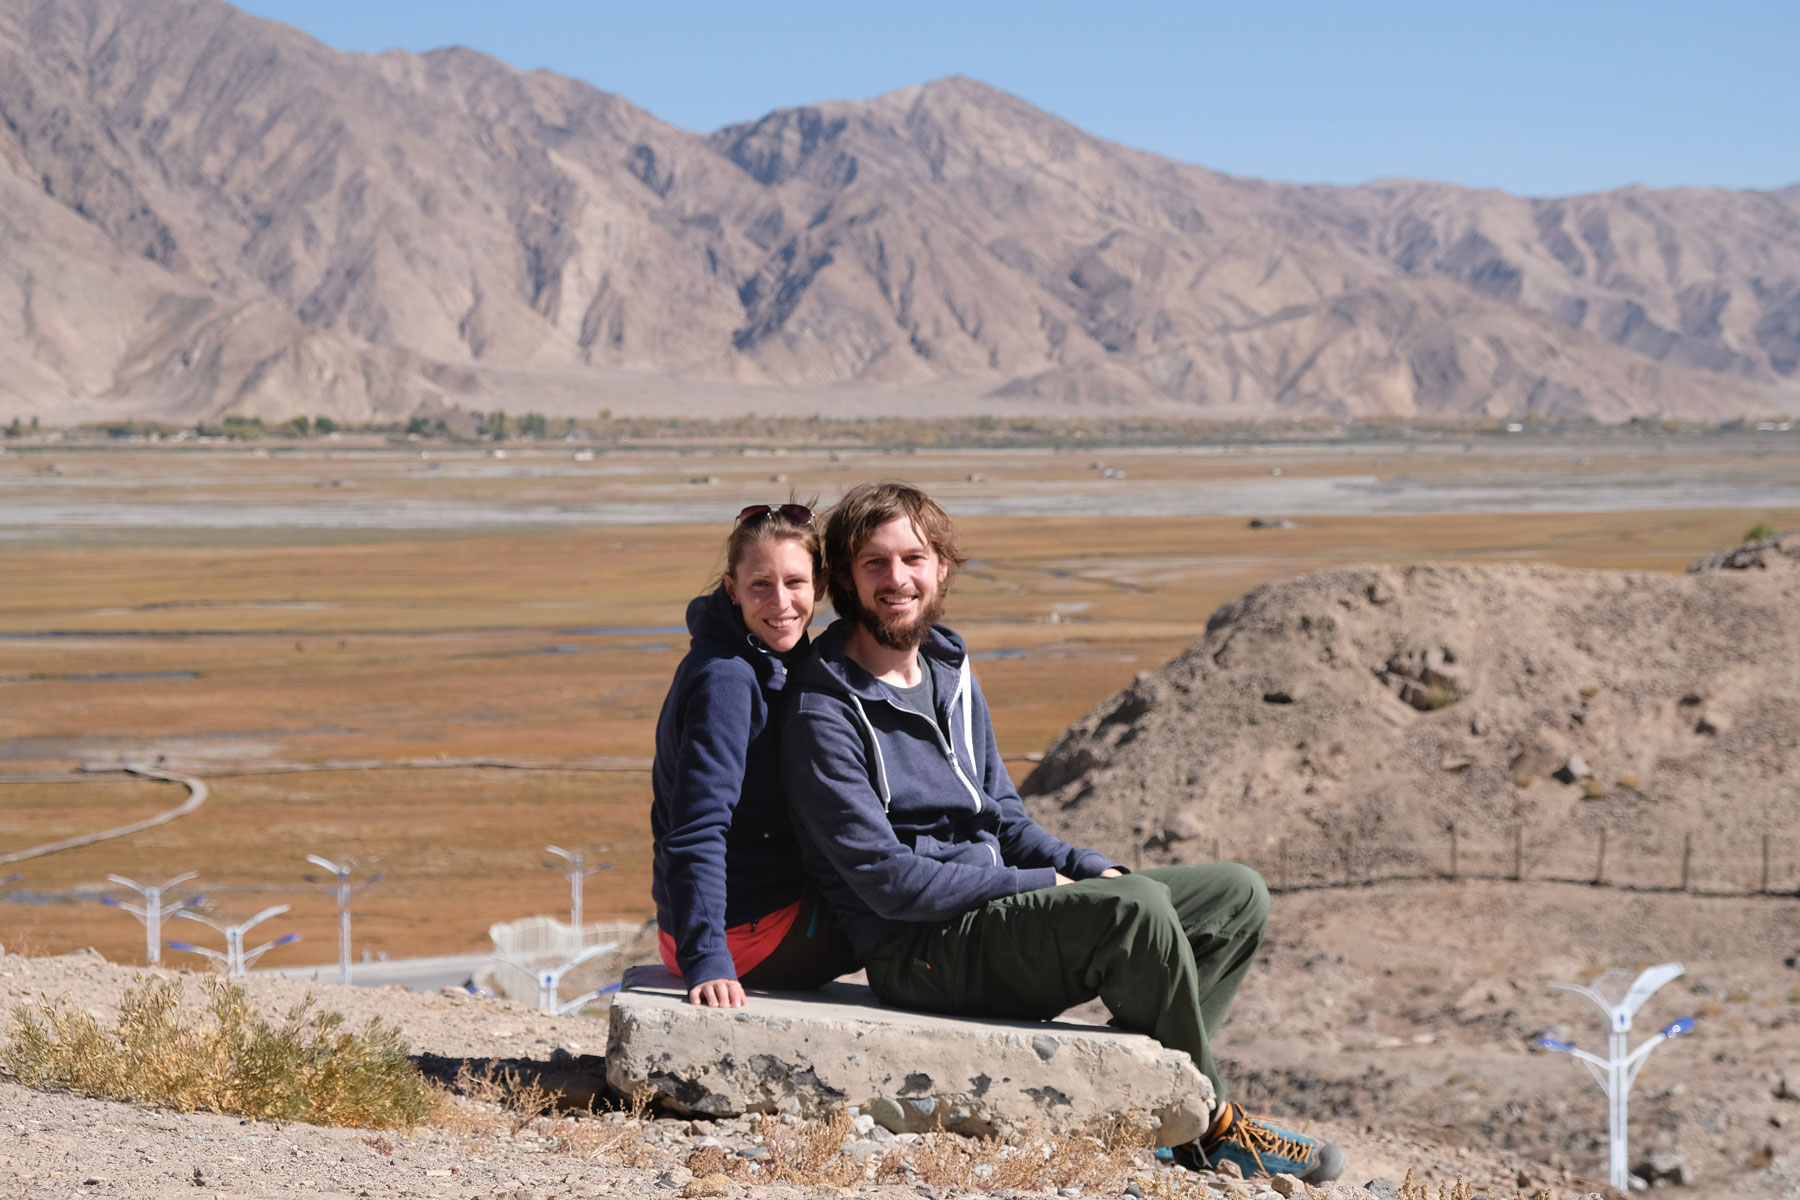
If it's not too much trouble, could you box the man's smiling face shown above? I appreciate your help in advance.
[849,514,950,652]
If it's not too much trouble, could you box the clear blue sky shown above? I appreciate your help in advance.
[233,0,1797,198]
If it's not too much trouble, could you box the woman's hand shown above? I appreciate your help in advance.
[1099,867,1125,878]
[688,978,747,1007]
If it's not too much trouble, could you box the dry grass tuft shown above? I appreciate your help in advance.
[1398,1168,1478,1200]
[3,976,432,1128]
[755,1110,864,1187]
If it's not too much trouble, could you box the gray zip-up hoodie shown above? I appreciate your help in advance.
[781,619,1116,956]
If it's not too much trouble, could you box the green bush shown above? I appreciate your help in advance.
[4,977,432,1129]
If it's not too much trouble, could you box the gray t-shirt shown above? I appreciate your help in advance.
[885,668,936,723]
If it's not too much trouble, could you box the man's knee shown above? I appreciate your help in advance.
[1216,861,1269,933]
[1094,873,1185,940]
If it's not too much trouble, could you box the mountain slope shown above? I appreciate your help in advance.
[1,0,1796,422]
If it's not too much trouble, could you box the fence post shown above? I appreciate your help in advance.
[1513,825,1524,881]
[1680,833,1691,892]
[1762,834,1772,894]
[1594,826,1607,887]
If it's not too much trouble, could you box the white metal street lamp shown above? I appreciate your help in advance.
[1535,962,1696,1190]
[303,855,383,985]
[171,904,299,977]
[543,845,612,930]
[492,940,621,1015]
[99,872,201,965]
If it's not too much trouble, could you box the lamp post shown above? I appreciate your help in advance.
[492,940,622,1015]
[303,855,383,985]
[1535,962,1696,1190]
[543,845,612,930]
[99,872,200,965]
[171,904,298,977]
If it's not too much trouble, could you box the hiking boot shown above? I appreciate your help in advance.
[1173,1102,1346,1182]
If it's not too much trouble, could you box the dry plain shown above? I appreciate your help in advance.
[2,433,1797,966]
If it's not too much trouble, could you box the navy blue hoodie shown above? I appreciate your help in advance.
[781,620,1116,957]
[651,588,810,986]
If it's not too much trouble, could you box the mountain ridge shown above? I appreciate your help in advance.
[2,0,1797,423]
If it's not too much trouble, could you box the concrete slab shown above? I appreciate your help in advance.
[605,966,1213,1146]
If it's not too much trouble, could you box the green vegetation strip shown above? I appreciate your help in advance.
[4,977,433,1128]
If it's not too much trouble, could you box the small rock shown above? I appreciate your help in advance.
[1365,1179,1402,1200]
[852,1114,877,1136]
[1774,1072,1800,1101]
[1218,1160,1244,1179]
[1269,1175,1305,1198]
[1125,1185,1146,1198]
[735,1146,770,1160]
[1553,754,1593,784]
[1636,1152,1693,1186]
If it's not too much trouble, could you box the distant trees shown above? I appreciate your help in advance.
[276,416,340,438]
[473,410,550,440]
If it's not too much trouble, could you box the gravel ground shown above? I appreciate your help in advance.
[0,949,1512,1200]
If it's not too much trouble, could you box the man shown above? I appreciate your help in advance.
[780,482,1344,1182]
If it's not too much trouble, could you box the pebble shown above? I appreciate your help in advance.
[852,1114,877,1136]
[735,1146,770,1160]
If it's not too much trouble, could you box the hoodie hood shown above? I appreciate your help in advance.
[793,619,967,703]
[686,586,805,692]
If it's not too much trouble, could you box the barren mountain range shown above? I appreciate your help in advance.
[3,0,1798,424]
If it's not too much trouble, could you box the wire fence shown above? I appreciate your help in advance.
[1153,824,1800,897]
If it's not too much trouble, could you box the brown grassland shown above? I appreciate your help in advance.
[2,439,1796,969]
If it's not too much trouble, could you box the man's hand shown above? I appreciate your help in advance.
[688,978,747,1007]
[1099,867,1125,878]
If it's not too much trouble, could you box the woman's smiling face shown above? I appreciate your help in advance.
[723,537,816,653]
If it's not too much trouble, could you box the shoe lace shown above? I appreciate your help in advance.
[1216,1105,1313,1171]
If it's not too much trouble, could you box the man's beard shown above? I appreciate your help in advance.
[856,584,946,652]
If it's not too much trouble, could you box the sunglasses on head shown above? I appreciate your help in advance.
[736,503,814,528]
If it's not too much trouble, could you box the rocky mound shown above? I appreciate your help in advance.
[1021,535,1800,876]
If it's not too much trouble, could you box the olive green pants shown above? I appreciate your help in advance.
[862,863,1269,1104]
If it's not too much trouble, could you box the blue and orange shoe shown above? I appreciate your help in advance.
[1173,1102,1345,1182]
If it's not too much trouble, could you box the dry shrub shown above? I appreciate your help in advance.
[3,976,431,1128]
[545,1086,662,1167]
[686,1145,752,1180]
[756,1110,863,1187]
[1398,1168,1477,1200]
[434,1066,664,1168]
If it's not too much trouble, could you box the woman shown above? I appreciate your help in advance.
[650,503,857,1006]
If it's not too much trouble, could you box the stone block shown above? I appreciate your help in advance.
[606,966,1213,1146]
